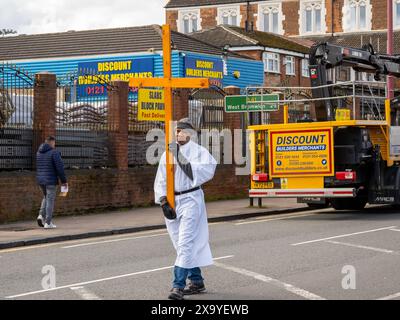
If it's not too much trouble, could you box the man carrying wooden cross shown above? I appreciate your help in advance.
[154,118,217,300]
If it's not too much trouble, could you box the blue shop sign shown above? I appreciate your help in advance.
[184,56,224,87]
[77,57,154,98]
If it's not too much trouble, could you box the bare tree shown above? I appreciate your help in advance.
[1,29,17,37]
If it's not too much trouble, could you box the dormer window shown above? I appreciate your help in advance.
[258,2,284,34]
[299,1,326,35]
[178,9,201,34]
[217,6,241,26]
[343,0,371,32]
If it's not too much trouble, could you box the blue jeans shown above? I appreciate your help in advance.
[173,266,204,289]
[39,185,57,225]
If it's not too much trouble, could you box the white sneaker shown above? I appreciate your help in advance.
[44,223,57,229]
[37,215,44,227]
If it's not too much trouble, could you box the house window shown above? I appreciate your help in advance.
[395,0,400,27]
[178,10,201,34]
[217,6,241,26]
[343,0,371,32]
[302,59,309,77]
[285,56,295,75]
[259,3,283,34]
[263,52,280,73]
[300,1,325,34]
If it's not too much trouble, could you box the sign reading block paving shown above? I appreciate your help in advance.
[138,89,165,121]
[225,94,279,113]
[269,128,334,177]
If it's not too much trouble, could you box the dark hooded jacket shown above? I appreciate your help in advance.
[36,144,67,186]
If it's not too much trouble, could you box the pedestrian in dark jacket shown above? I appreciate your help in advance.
[36,136,67,229]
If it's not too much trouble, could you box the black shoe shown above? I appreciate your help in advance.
[168,288,184,300]
[183,282,206,295]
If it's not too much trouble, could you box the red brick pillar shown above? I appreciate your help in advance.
[173,89,190,120]
[33,72,56,164]
[108,81,129,170]
[223,86,241,130]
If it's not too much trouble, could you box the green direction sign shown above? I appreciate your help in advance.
[225,94,279,113]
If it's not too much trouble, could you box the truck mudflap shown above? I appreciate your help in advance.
[249,188,356,198]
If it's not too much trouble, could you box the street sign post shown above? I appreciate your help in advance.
[225,94,279,113]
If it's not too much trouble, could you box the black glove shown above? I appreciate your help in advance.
[160,197,176,220]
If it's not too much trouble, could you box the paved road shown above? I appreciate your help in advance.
[1,206,400,300]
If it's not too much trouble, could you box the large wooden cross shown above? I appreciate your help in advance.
[129,24,210,209]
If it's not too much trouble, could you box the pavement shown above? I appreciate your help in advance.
[0,198,308,249]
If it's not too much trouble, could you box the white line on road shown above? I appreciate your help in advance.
[235,212,320,226]
[62,232,169,249]
[5,255,234,299]
[377,292,400,300]
[70,286,102,300]
[389,229,400,232]
[214,261,325,300]
[325,240,397,254]
[291,226,397,246]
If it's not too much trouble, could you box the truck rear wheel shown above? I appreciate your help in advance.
[331,197,367,211]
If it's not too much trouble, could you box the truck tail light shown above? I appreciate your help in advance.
[253,173,269,182]
[336,171,357,181]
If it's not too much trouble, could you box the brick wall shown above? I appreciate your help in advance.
[0,165,247,223]
[200,7,218,30]
[282,1,300,36]
[371,0,387,30]
[166,10,178,31]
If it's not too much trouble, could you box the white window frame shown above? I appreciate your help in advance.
[299,0,326,35]
[257,1,285,35]
[285,56,295,76]
[217,5,241,26]
[394,0,400,28]
[342,0,372,32]
[263,52,280,74]
[177,9,202,34]
[301,59,310,77]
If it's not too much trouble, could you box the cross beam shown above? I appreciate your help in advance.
[129,24,210,209]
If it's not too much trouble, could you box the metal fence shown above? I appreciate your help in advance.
[0,63,34,170]
[189,87,226,131]
[55,72,110,169]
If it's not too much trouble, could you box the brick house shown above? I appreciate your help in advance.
[166,0,400,84]
[191,24,313,87]
[166,0,398,38]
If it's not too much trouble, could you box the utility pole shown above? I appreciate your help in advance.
[387,0,394,99]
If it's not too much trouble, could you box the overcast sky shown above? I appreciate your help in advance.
[0,0,168,35]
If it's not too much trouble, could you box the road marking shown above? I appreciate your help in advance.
[4,255,234,299]
[62,232,169,249]
[214,261,325,300]
[389,228,400,232]
[291,226,397,246]
[377,292,400,300]
[235,212,321,226]
[70,286,102,300]
[325,240,397,254]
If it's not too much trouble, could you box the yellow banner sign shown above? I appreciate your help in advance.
[138,89,165,121]
[269,128,334,177]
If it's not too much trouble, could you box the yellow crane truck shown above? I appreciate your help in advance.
[248,43,400,210]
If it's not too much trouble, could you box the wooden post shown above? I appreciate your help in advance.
[129,25,210,208]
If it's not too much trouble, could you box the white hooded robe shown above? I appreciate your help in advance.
[154,140,217,269]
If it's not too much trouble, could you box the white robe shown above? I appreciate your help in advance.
[154,140,217,269]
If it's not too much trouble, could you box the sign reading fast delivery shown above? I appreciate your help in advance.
[269,128,334,177]
[78,58,154,97]
[184,57,223,87]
